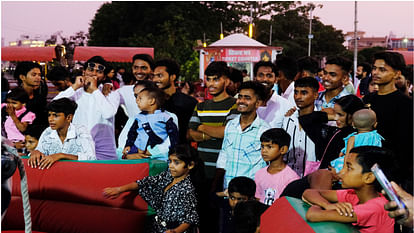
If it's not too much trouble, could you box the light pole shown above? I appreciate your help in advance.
[353,1,359,89]
[308,7,314,56]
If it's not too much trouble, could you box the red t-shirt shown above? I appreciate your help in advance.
[336,189,394,233]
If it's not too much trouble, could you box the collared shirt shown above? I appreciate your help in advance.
[35,123,96,160]
[282,111,316,177]
[315,87,352,111]
[257,91,295,128]
[217,114,270,189]
[281,81,296,106]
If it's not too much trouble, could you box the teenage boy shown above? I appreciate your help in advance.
[303,146,396,233]
[275,56,298,105]
[28,98,96,169]
[47,66,73,92]
[152,59,197,144]
[363,52,413,192]
[255,128,299,206]
[282,77,319,177]
[54,56,118,160]
[216,81,270,189]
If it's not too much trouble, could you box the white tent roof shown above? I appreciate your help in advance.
[209,33,267,47]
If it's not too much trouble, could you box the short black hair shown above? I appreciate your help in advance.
[133,79,157,90]
[132,54,155,70]
[14,62,42,84]
[325,56,352,74]
[239,81,267,101]
[121,72,135,85]
[233,200,269,233]
[47,98,78,116]
[229,67,243,84]
[228,176,256,199]
[253,61,277,77]
[85,56,109,75]
[334,95,365,115]
[140,86,166,109]
[297,56,319,75]
[260,128,291,148]
[274,56,298,80]
[402,65,413,83]
[154,59,180,77]
[6,87,29,104]
[47,66,70,81]
[294,76,319,92]
[350,146,398,192]
[24,124,47,140]
[205,61,230,79]
[357,62,372,74]
[373,52,406,72]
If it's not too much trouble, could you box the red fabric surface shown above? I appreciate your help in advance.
[260,197,315,233]
[1,47,56,62]
[73,46,154,62]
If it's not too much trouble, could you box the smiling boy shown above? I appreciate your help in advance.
[28,98,96,169]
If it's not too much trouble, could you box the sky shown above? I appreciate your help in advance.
[1,1,413,46]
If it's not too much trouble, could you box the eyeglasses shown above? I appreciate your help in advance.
[87,63,106,74]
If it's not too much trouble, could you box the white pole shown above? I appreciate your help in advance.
[308,8,313,56]
[353,1,359,89]
[269,24,272,45]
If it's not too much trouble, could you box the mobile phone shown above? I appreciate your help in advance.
[371,163,408,219]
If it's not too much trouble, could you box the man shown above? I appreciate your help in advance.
[132,54,154,81]
[275,56,298,105]
[116,67,126,86]
[363,52,413,193]
[216,81,270,189]
[254,61,294,128]
[296,56,319,79]
[109,54,155,151]
[54,56,118,160]
[395,65,413,97]
[47,66,73,92]
[188,61,239,179]
[152,58,197,144]
[282,77,320,177]
[316,56,352,115]
[355,62,372,98]
[227,67,243,97]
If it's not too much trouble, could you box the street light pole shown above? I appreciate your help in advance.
[353,1,359,89]
[308,7,313,56]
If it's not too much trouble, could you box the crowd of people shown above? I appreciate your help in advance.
[1,51,413,233]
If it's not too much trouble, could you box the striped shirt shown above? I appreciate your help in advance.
[188,97,238,177]
[217,115,271,189]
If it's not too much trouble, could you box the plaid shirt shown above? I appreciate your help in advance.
[315,88,352,111]
[217,114,270,189]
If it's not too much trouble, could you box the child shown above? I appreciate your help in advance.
[330,109,384,173]
[23,124,46,155]
[1,87,36,149]
[28,98,96,169]
[123,86,179,161]
[233,200,269,233]
[103,144,200,233]
[303,146,395,233]
[255,128,300,205]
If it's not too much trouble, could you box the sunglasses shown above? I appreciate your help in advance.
[87,63,106,74]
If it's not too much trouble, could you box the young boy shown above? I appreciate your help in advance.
[123,86,179,161]
[23,124,46,155]
[28,98,96,169]
[255,128,300,206]
[1,87,36,149]
[303,146,395,233]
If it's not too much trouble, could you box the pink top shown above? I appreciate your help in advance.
[2,104,36,141]
[336,189,394,233]
[255,165,299,205]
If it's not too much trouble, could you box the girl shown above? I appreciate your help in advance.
[330,108,384,173]
[103,144,201,233]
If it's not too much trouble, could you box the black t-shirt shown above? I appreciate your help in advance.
[164,90,198,144]
[25,83,48,127]
[363,91,413,181]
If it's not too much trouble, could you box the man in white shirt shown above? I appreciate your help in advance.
[28,98,96,169]
[276,56,298,106]
[54,56,117,160]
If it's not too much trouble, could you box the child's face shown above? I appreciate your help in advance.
[168,154,192,179]
[6,99,24,110]
[229,192,250,210]
[24,135,38,152]
[136,90,154,111]
[261,142,283,162]
[48,111,70,131]
[338,153,365,189]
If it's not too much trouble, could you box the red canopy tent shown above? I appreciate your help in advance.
[1,46,56,62]
[73,46,154,62]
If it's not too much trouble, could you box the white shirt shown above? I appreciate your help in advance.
[282,111,316,177]
[281,81,296,106]
[54,87,117,160]
[35,123,96,160]
[257,91,295,128]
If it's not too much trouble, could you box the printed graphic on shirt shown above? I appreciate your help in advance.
[264,188,276,205]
